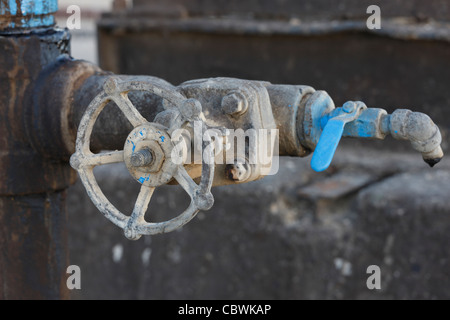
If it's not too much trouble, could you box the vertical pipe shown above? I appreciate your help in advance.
[0,0,72,299]
[0,192,69,300]
[0,0,59,31]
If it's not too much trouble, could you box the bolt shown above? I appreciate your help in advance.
[104,77,119,96]
[130,149,154,167]
[342,101,356,113]
[221,92,248,116]
[225,162,252,182]
[181,99,202,120]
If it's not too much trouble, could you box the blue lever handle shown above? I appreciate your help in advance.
[308,101,367,172]
[311,118,346,172]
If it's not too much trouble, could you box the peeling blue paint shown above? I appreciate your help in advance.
[0,0,58,15]
[313,102,378,172]
[2,0,17,15]
[138,175,151,184]
[1,0,58,29]
[304,91,335,148]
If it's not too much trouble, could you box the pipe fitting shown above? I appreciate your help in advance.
[0,0,59,32]
[388,109,444,167]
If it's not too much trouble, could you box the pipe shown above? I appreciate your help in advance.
[0,0,70,299]
[31,58,312,159]
[0,0,58,32]
[300,91,444,170]
[32,58,445,171]
[383,109,444,167]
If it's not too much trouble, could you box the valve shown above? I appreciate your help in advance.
[70,77,215,240]
[311,101,367,172]
[69,76,444,239]
[303,91,444,172]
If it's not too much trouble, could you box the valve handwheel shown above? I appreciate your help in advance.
[70,77,215,239]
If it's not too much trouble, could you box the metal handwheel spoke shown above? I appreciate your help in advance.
[131,184,155,224]
[174,166,199,200]
[111,93,148,127]
[125,185,155,240]
[85,150,125,167]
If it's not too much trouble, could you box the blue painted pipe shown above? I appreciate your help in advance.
[0,0,58,30]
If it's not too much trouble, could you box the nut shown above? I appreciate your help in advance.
[130,149,153,167]
[221,92,248,116]
[145,141,165,173]
[342,101,356,113]
[225,161,252,182]
[181,99,202,121]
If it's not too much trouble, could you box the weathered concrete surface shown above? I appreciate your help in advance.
[67,142,450,299]
[353,169,450,299]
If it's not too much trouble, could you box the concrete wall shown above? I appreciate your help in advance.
[67,146,450,300]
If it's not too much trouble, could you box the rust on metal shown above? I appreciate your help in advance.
[0,192,70,299]
[0,26,71,298]
[0,29,74,196]
[0,0,59,32]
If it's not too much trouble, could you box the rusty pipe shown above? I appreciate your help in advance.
[0,20,70,299]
